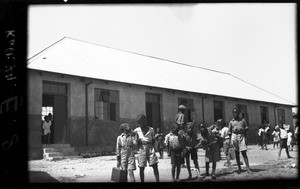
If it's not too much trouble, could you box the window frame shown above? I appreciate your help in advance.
[178,97,195,122]
[277,109,286,124]
[236,104,249,124]
[213,100,224,122]
[94,88,119,121]
[260,106,269,124]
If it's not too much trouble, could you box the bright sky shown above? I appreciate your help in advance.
[28,3,297,110]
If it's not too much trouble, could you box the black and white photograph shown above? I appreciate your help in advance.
[3,2,299,185]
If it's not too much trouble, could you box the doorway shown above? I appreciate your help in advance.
[146,93,161,132]
[42,81,68,144]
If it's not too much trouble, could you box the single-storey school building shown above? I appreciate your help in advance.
[27,37,296,159]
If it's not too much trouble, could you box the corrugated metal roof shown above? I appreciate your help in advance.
[27,37,295,106]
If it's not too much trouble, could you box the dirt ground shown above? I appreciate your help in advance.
[28,144,298,184]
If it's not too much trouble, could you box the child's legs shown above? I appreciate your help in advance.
[205,162,210,175]
[128,169,135,182]
[241,151,250,170]
[151,163,159,182]
[278,148,282,158]
[139,167,145,182]
[235,150,242,170]
[176,164,181,179]
[285,146,290,157]
[171,165,176,180]
[185,152,192,177]
[212,162,216,175]
[45,134,50,144]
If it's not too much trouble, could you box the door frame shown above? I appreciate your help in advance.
[42,81,69,144]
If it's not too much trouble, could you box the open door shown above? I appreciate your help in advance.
[53,95,67,143]
[42,81,68,144]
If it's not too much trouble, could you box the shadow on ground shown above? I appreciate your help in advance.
[29,171,59,183]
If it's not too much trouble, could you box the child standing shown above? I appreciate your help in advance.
[116,123,137,182]
[287,130,294,151]
[272,126,280,149]
[168,124,185,182]
[262,125,268,150]
[155,128,165,159]
[42,115,52,144]
[184,122,201,180]
[220,119,232,167]
[196,122,222,180]
[278,124,292,160]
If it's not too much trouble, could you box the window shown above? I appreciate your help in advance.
[178,98,195,122]
[43,82,67,95]
[260,106,269,124]
[277,109,285,124]
[94,88,119,121]
[41,106,53,121]
[236,104,249,123]
[214,100,224,121]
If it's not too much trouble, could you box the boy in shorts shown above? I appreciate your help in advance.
[116,123,137,182]
[228,108,252,174]
[134,114,159,182]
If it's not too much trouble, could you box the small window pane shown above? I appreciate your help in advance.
[50,84,57,93]
[43,83,50,93]
[58,85,66,95]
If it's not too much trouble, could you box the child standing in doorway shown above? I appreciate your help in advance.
[42,115,52,144]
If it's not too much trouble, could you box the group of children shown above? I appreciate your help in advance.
[115,107,254,182]
[257,122,295,159]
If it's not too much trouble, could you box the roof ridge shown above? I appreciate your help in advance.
[62,37,231,75]
[231,74,296,105]
[27,37,68,65]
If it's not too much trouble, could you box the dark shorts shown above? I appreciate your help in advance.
[205,144,220,163]
[170,149,183,166]
[280,138,288,148]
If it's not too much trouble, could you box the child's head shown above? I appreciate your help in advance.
[178,105,186,113]
[186,122,194,133]
[137,114,147,127]
[275,125,279,131]
[199,123,207,136]
[119,123,130,133]
[170,122,179,135]
[216,119,225,130]
[44,115,49,122]
[156,128,160,133]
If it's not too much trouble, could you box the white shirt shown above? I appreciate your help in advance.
[220,127,229,139]
[42,120,52,135]
[279,128,288,139]
[134,126,155,142]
